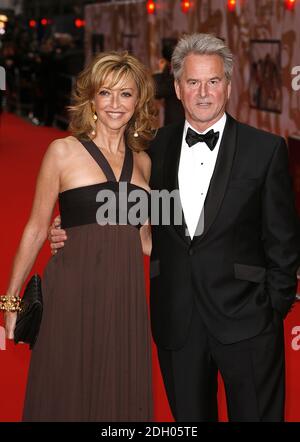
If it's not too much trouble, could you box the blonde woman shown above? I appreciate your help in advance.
[3,52,157,421]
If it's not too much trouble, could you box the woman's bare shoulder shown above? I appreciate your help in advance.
[45,136,79,162]
[133,150,151,182]
[47,136,78,154]
[134,150,151,169]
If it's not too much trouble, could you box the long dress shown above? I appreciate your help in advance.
[22,139,153,422]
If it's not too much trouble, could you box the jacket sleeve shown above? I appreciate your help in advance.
[262,137,300,317]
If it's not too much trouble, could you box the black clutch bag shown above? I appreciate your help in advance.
[14,274,43,350]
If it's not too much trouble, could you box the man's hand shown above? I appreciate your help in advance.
[48,215,67,255]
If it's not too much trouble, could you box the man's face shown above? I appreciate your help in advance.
[175,53,231,132]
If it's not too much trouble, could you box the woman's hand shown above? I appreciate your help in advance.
[140,222,152,256]
[4,311,17,340]
[48,215,67,255]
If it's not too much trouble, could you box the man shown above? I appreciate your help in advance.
[49,34,299,421]
[153,42,185,125]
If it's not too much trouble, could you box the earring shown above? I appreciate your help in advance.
[91,107,97,136]
[133,123,139,138]
[91,101,97,121]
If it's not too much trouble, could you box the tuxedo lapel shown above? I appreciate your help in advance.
[163,121,191,245]
[193,114,238,245]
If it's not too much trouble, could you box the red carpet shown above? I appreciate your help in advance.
[1,112,299,421]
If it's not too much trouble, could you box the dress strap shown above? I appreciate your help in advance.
[78,139,117,182]
[119,146,133,183]
[78,138,133,183]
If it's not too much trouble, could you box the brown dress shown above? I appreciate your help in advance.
[22,139,153,422]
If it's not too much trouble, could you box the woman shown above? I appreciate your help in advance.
[2,52,157,421]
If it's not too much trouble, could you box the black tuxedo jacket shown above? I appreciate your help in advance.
[148,114,300,350]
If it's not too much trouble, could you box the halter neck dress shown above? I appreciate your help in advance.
[22,139,153,422]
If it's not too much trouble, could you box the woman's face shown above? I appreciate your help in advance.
[93,73,139,132]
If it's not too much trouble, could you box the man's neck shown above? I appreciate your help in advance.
[186,112,226,134]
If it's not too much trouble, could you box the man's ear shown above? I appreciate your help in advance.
[174,79,181,101]
[227,81,232,100]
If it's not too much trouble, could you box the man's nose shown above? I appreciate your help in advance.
[198,83,208,98]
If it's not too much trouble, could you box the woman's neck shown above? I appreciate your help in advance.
[92,123,126,155]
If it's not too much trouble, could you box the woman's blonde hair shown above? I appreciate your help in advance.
[68,51,158,151]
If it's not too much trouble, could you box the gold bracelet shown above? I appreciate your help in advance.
[0,295,21,312]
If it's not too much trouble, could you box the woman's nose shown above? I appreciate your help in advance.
[110,93,120,108]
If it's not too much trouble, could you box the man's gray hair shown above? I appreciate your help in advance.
[171,33,234,81]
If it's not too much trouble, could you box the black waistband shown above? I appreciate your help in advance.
[59,181,150,229]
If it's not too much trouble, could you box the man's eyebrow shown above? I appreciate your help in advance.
[185,76,223,81]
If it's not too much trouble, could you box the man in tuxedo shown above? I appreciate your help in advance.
[148,33,299,422]
[49,34,299,421]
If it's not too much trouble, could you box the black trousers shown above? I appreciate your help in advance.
[157,304,285,422]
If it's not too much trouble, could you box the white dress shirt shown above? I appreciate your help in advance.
[178,113,227,239]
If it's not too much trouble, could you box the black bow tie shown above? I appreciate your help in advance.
[185,127,220,150]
